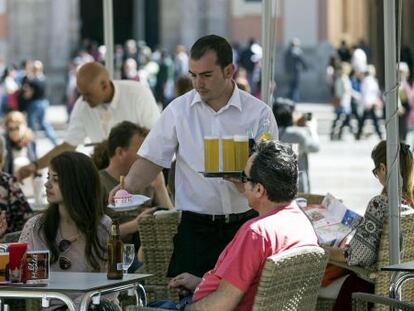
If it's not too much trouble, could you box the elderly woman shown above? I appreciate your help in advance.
[3,111,37,175]
[0,135,32,235]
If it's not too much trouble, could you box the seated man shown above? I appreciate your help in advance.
[92,121,173,268]
[150,140,318,311]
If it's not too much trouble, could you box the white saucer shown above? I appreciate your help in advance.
[107,194,151,212]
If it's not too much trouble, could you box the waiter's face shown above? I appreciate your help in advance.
[77,79,105,108]
[189,51,233,105]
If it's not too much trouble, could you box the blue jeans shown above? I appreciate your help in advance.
[26,99,58,145]
[147,295,193,310]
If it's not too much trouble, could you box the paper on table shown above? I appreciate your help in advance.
[299,193,363,246]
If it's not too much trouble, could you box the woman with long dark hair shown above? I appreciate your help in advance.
[19,151,118,310]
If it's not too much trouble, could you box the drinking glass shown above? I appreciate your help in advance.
[122,244,135,274]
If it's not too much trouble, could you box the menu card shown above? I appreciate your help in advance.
[298,193,363,246]
[0,250,50,284]
[26,250,50,282]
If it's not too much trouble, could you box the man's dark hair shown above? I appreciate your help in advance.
[250,141,298,202]
[190,34,233,69]
[107,121,149,158]
[91,121,149,170]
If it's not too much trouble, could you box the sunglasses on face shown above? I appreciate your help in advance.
[58,239,72,270]
[372,166,380,177]
[7,126,20,132]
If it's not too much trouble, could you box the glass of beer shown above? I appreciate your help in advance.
[204,136,219,172]
[234,135,249,171]
[222,136,235,171]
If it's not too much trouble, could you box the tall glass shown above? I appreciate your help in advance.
[204,136,219,172]
[222,136,235,171]
[234,135,249,171]
[122,244,135,274]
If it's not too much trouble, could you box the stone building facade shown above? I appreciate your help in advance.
[0,0,412,104]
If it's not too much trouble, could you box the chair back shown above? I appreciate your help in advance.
[373,209,414,310]
[1,231,21,243]
[138,210,181,301]
[252,246,328,311]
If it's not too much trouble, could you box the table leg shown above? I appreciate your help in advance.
[0,291,77,311]
[388,272,414,311]
[80,282,148,311]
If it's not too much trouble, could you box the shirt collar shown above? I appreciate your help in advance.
[189,81,242,112]
[102,81,119,110]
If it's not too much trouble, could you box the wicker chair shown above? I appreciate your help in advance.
[138,210,181,302]
[251,246,328,311]
[1,230,22,243]
[134,246,328,311]
[316,210,414,311]
[352,292,414,311]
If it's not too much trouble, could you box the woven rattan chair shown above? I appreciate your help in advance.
[316,210,414,311]
[134,246,328,311]
[352,292,414,311]
[1,230,22,243]
[138,210,181,302]
[251,246,328,311]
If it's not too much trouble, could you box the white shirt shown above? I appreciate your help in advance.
[139,85,279,215]
[65,80,160,146]
[361,76,380,110]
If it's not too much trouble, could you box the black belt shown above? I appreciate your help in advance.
[182,209,257,224]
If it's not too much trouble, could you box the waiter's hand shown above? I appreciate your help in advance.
[16,163,37,182]
[225,177,245,193]
[108,184,121,204]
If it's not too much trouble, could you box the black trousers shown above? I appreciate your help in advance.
[167,210,257,278]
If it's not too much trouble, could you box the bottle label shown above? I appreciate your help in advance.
[116,263,123,271]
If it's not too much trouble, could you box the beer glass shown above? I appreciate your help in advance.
[222,136,235,171]
[234,135,249,171]
[204,136,219,172]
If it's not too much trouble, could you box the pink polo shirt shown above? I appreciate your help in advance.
[192,202,318,311]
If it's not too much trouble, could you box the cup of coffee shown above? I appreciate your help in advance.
[222,136,235,172]
[204,136,219,172]
[8,243,28,283]
[234,135,249,171]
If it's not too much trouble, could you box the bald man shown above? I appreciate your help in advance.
[17,62,160,180]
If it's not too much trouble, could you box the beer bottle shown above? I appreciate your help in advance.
[107,221,123,280]
[120,175,125,189]
[247,129,257,156]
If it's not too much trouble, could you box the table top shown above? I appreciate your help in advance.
[382,261,414,272]
[1,272,151,292]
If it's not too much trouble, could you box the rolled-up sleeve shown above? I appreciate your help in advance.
[138,106,178,168]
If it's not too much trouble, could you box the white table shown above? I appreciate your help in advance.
[0,272,151,311]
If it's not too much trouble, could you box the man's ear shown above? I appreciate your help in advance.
[115,146,124,157]
[224,64,235,79]
[255,183,266,199]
